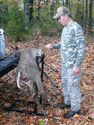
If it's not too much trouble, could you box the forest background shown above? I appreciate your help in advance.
[0,0,94,125]
[0,0,94,41]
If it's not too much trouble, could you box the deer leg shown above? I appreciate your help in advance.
[33,83,46,116]
[35,96,47,116]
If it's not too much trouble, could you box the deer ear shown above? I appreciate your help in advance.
[15,46,19,50]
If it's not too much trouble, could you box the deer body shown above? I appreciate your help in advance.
[15,47,54,115]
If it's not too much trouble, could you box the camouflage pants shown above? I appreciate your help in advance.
[61,66,82,111]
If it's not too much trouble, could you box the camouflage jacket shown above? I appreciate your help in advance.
[53,21,86,68]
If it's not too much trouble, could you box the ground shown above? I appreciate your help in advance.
[0,36,94,125]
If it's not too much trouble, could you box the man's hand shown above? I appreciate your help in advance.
[73,67,80,75]
[44,44,53,49]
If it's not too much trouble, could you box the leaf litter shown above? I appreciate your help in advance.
[0,35,94,125]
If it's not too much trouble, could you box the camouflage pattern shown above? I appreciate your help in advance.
[53,6,70,19]
[53,21,86,111]
[61,66,82,111]
[53,21,86,68]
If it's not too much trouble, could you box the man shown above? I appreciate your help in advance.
[45,6,86,118]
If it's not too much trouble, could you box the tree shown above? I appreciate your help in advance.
[84,0,88,34]
[23,0,34,28]
[23,0,30,28]
[89,0,93,35]
[30,0,33,21]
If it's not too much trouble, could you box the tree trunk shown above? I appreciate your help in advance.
[30,0,33,21]
[89,0,93,35]
[23,0,30,29]
[65,0,69,7]
[84,0,88,34]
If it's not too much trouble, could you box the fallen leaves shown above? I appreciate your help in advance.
[0,35,94,124]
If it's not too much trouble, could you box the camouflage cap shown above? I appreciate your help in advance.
[53,6,71,19]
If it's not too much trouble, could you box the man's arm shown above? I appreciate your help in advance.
[74,28,86,68]
[73,26,86,75]
[45,42,61,49]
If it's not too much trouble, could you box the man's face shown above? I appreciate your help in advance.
[58,14,68,26]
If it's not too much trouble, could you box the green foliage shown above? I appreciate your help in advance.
[39,119,46,125]
[31,2,62,36]
[0,1,9,28]
[5,2,27,41]
[0,0,28,41]
[40,18,62,36]
[0,0,94,41]
[69,1,83,22]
